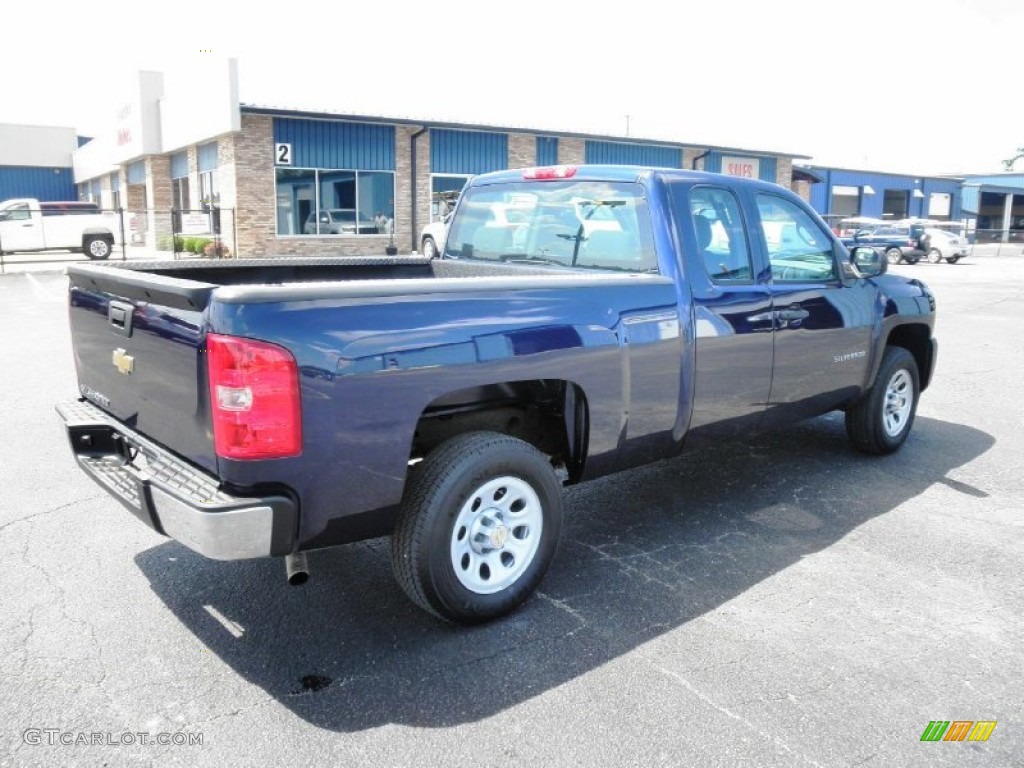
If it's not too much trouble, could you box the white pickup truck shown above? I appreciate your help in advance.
[0,199,120,260]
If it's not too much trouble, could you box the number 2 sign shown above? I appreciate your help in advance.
[275,143,292,165]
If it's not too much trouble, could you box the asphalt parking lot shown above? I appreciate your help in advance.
[1,257,1022,767]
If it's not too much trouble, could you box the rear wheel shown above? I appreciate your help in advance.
[422,236,438,259]
[846,346,920,454]
[927,248,943,263]
[391,432,563,623]
[885,248,903,265]
[84,236,112,260]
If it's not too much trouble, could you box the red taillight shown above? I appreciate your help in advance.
[206,333,302,460]
[523,165,577,180]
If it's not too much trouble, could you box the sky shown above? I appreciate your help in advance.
[2,0,1022,176]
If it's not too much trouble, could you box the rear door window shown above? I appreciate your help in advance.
[688,187,754,283]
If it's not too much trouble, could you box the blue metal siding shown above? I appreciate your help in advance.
[960,185,980,214]
[127,161,146,185]
[809,179,829,213]
[170,151,188,179]
[536,136,558,166]
[703,152,776,182]
[198,142,219,172]
[584,141,681,168]
[959,174,1024,188]
[274,118,395,171]
[0,166,76,201]
[806,167,962,219]
[430,129,508,174]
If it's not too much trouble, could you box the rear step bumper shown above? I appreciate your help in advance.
[56,399,296,560]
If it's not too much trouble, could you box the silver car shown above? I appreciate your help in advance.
[924,228,968,264]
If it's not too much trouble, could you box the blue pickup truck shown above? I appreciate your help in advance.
[57,165,937,623]
[840,223,929,265]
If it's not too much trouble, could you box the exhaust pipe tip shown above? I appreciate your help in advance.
[285,552,309,586]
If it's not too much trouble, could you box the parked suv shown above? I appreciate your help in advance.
[841,223,928,264]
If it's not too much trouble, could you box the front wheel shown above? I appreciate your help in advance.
[885,248,903,265]
[421,235,438,259]
[84,236,112,260]
[947,256,961,264]
[927,248,943,263]
[845,346,920,454]
[391,432,563,623]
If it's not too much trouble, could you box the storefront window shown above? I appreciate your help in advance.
[275,168,394,236]
[199,171,219,210]
[431,175,469,221]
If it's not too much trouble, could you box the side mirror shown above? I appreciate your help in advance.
[850,246,887,277]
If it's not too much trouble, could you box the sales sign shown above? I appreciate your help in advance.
[721,156,760,179]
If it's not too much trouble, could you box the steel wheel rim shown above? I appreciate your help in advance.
[89,240,107,257]
[423,238,436,258]
[450,475,543,594]
[883,368,913,437]
[929,249,942,263]
[887,250,901,264]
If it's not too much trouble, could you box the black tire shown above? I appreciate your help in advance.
[391,431,563,624]
[927,248,943,264]
[845,346,920,455]
[947,256,961,264]
[84,236,112,260]
[421,235,438,259]
[885,248,903,265]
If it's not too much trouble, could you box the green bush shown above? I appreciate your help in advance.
[156,234,186,252]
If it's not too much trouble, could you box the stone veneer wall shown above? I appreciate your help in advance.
[508,134,535,170]
[775,157,793,189]
[558,138,585,165]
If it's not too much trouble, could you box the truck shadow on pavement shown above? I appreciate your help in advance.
[134,413,993,731]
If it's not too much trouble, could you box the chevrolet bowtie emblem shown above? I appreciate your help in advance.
[112,348,135,375]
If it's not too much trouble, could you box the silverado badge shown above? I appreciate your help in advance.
[112,348,135,375]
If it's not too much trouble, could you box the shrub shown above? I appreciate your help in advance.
[157,234,187,252]
[203,242,231,258]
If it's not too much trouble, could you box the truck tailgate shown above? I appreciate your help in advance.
[67,266,217,473]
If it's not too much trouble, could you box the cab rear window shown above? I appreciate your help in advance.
[445,181,658,273]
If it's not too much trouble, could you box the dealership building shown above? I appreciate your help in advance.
[69,61,808,257]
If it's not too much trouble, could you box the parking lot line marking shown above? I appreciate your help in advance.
[203,604,245,638]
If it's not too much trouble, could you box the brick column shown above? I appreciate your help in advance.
[395,125,430,253]
[396,125,431,253]
[682,148,707,171]
[775,157,793,189]
[145,155,172,250]
[508,133,535,169]
[232,113,276,256]
[558,138,585,165]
